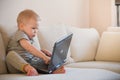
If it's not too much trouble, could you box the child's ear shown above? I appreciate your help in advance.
[19,23,24,30]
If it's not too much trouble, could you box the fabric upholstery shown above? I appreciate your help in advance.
[38,25,68,51]
[65,61,120,73]
[66,27,99,62]
[0,26,18,49]
[0,32,7,74]
[32,35,41,50]
[107,27,120,32]
[0,25,120,80]
[95,32,120,62]
[0,68,120,80]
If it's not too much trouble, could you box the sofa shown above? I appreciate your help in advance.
[0,25,120,80]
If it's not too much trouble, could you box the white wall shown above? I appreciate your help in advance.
[0,0,89,48]
[89,0,116,35]
[0,0,89,28]
[0,0,116,35]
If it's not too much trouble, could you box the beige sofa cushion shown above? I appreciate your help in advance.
[0,32,7,73]
[0,68,120,80]
[95,32,120,61]
[32,35,41,50]
[65,61,120,73]
[66,27,99,62]
[107,27,120,32]
[38,25,74,63]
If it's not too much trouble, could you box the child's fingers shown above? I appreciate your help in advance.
[41,49,52,57]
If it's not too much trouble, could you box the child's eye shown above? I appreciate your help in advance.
[32,27,38,30]
[32,26,38,30]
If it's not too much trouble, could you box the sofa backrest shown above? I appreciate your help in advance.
[37,25,74,64]
[0,32,7,74]
[107,27,120,32]
[0,26,18,49]
[95,27,120,61]
[0,24,100,74]
[66,26,100,62]
[37,25,100,62]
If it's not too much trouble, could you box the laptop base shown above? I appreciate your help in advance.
[37,68,50,74]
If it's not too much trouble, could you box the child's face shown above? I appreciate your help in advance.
[20,19,39,39]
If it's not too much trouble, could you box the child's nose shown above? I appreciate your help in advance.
[34,29,38,33]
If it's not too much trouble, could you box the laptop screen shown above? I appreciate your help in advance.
[48,33,73,73]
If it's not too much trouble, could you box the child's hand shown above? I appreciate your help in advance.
[41,49,51,64]
[52,66,66,74]
[24,64,38,76]
[44,56,51,64]
[41,49,52,57]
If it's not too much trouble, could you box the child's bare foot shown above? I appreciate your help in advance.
[52,66,66,74]
[24,64,38,76]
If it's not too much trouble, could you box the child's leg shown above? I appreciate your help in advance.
[6,51,28,72]
[24,64,38,76]
[6,51,38,76]
[52,66,66,74]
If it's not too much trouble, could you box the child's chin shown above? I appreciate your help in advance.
[30,36,35,39]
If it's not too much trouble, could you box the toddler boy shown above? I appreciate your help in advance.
[7,9,65,76]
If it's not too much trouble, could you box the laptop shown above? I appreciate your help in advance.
[36,33,73,74]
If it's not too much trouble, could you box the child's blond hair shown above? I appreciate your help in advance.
[17,9,40,26]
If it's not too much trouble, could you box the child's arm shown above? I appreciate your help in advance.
[19,39,50,64]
